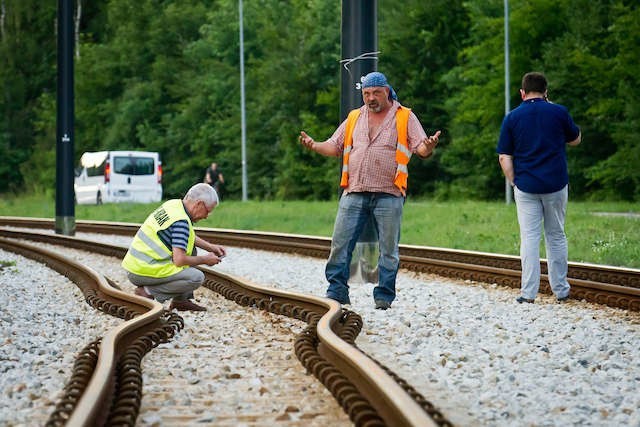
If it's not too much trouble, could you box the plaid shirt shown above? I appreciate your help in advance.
[327,101,428,196]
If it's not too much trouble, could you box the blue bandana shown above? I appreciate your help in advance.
[362,71,398,101]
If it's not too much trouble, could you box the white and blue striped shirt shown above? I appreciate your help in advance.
[157,220,190,252]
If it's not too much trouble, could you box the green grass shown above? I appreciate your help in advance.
[1,193,638,268]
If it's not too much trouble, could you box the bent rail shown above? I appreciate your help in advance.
[0,228,447,426]
[0,237,169,426]
[205,268,439,427]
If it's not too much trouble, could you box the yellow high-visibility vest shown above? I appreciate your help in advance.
[340,106,412,196]
[121,199,196,278]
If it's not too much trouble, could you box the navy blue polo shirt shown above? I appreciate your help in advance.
[497,98,580,194]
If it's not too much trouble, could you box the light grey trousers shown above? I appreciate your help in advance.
[514,185,570,300]
[127,268,204,302]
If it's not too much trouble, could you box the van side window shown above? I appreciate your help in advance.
[114,156,155,175]
[86,159,106,177]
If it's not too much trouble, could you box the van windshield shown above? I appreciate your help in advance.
[114,156,155,175]
[80,152,107,177]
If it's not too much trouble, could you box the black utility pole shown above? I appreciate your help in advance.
[341,1,379,284]
[340,0,378,121]
[56,0,75,235]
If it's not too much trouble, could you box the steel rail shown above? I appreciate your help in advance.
[0,237,165,426]
[1,216,639,310]
[1,228,445,426]
[206,269,439,427]
[2,218,638,424]
[400,254,640,310]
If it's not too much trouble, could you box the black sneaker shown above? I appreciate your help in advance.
[516,296,535,304]
[375,299,391,310]
[557,295,570,303]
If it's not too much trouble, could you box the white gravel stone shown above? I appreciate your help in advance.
[203,243,640,427]
[0,248,121,425]
[1,230,639,426]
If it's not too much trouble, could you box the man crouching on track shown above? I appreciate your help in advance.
[122,183,226,311]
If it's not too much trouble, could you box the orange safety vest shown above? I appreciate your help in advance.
[340,106,412,196]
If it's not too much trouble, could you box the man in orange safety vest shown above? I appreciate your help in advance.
[299,71,441,310]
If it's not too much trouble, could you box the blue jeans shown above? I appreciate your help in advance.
[514,185,570,300]
[325,192,404,304]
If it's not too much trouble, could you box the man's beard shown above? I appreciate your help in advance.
[367,101,383,113]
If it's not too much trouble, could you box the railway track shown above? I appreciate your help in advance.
[1,218,639,426]
[0,228,446,426]
[1,216,639,311]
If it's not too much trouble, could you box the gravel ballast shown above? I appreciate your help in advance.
[1,232,639,426]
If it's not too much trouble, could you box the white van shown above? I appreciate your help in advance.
[74,151,163,204]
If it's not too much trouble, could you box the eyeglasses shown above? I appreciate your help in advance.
[200,200,213,215]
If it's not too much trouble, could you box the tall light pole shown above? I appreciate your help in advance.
[504,0,513,204]
[239,0,248,201]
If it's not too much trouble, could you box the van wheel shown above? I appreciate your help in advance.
[96,192,103,205]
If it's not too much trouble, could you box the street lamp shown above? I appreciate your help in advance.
[504,0,512,204]
[239,0,247,201]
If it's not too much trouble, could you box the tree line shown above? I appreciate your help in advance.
[1,0,638,201]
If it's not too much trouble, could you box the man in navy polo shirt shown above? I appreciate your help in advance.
[497,72,581,304]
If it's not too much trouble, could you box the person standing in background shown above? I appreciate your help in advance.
[497,72,582,304]
[204,162,225,199]
[299,71,441,310]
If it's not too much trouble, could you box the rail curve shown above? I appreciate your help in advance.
[0,228,447,426]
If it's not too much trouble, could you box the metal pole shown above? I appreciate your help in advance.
[56,0,75,235]
[341,0,378,284]
[504,0,512,205]
[239,0,248,201]
[340,0,377,121]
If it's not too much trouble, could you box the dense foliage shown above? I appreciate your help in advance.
[1,0,638,201]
